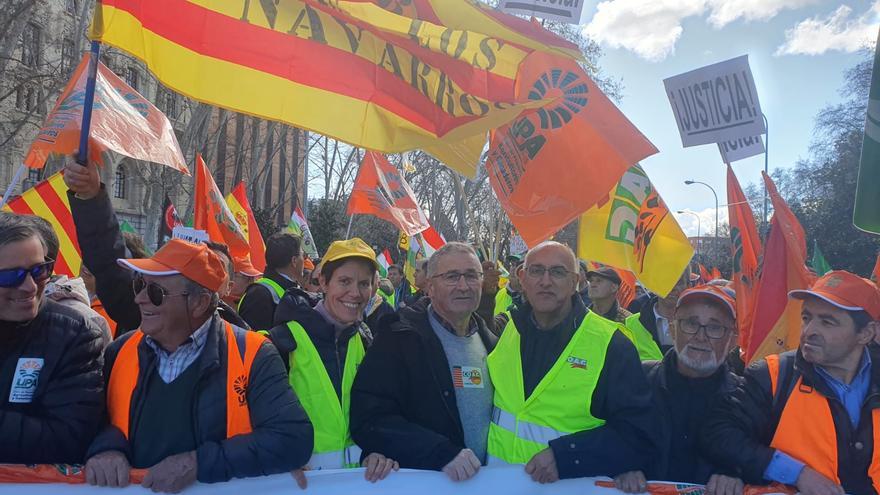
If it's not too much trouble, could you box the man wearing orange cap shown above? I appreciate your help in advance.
[703,271,880,495]
[84,239,313,493]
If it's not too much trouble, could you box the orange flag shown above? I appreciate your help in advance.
[487,52,657,247]
[24,54,187,173]
[615,268,637,309]
[699,264,711,283]
[746,172,816,363]
[711,267,722,280]
[727,164,763,353]
[347,152,429,236]
[225,183,266,272]
[2,173,81,277]
[194,155,250,258]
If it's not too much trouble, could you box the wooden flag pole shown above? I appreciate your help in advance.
[76,41,101,166]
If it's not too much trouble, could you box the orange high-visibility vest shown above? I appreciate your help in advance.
[107,322,264,439]
[766,354,880,491]
[91,300,118,338]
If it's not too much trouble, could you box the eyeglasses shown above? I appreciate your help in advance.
[525,265,573,281]
[132,275,190,306]
[432,270,483,286]
[0,260,55,288]
[676,318,732,339]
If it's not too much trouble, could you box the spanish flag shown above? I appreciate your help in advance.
[225,183,266,272]
[193,155,250,258]
[577,165,693,298]
[89,0,553,177]
[2,173,81,277]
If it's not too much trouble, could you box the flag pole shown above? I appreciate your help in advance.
[0,164,27,209]
[76,41,101,166]
[346,214,355,239]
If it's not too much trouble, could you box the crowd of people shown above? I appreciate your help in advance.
[0,156,879,495]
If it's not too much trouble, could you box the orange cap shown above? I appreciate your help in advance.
[790,270,880,320]
[233,255,262,277]
[677,284,737,319]
[117,238,227,292]
[303,258,315,271]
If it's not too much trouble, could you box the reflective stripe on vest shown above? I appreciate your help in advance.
[286,321,365,469]
[308,445,363,471]
[107,322,265,439]
[486,312,614,465]
[257,278,285,304]
[766,354,880,491]
[623,314,663,361]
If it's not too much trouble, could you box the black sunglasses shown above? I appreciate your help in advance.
[132,275,190,306]
[0,260,55,288]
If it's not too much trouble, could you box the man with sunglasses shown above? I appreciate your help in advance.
[0,213,106,464]
[486,241,657,484]
[84,239,313,492]
[614,284,744,495]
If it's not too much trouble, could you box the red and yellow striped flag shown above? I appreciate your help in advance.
[225,183,266,273]
[2,173,82,277]
[90,0,552,177]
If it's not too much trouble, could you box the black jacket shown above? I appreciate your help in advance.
[68,187,249,334]
[268,287,360,398]
[238,268,298,331]
[350,299,498,470]
[642,351,742,483]
[701,348,880,494]
[0,301,105,464]
[365,297,395,338]
[507,303,660,479]
[87,316,313,482]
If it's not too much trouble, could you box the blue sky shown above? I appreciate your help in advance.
[575,0,879,236]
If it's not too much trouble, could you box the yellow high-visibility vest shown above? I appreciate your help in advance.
[624,314,664,361]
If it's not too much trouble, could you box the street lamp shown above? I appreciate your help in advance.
[684,180,719,241]
[677,210,701,258]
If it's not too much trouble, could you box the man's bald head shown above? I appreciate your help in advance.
[524,241,578,273]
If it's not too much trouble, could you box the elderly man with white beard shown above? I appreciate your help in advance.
[615,284,745,495]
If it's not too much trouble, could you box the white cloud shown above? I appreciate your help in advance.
[584,0,818,62]
[775,2,880,56]
[674,207,730,237]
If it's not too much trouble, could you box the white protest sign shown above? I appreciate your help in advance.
[172,226,209,244]
[499,0,586,24]
[664,55,765,147]
[718,135,765,163]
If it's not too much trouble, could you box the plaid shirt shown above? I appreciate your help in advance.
[145,315,213,383]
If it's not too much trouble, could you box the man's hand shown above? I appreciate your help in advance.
[614,470,647,493]
[362,452,399,483]
[481,262,501,296]
[291,467,309,490]
[63,155,101,200]
[525,448,559,484]
[706,474,744,495]
[85,450,131,487]
[796,466,845,495]
[441,448,481,482]
[142,451,197,493]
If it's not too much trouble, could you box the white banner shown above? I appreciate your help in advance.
[664,55,765,148]
[172,226,209,244]
[718,135,764,163]
[499,0,586,24]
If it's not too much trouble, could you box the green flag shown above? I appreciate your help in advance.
[855,30,880,233]
[811,240,832,276]
[119,220,137,234]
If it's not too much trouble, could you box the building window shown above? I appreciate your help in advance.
[61,39,75,75]
[20,23,41,68]
[23,168,42,190]
[113,166,127,199]
[125,67,139,91]
[159,87,179,119]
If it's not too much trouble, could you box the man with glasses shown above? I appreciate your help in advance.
[625,267,693,361]
[0,213,105,464]
[84,239,313,493]
[486,241,657,484]
[614,284,744,495]
[352,242,498,481]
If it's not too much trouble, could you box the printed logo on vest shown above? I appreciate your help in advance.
[452,366,484,388]
[9,358,44,403]
[233,375,248,406]
[567,356,588,370]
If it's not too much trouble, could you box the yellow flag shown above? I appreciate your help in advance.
[577,165,694,297]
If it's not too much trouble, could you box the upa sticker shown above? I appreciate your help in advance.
[452,366,485,389]
[9,358,44,403]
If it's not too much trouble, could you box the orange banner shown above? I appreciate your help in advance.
[2,172,81,277]
[347,152,429,236]
[746,172,815,363]
[24,54,187,173]
[226,183,267,272]
[727,164,762,353]
[194,155,250,258]
[487,53,657,247]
